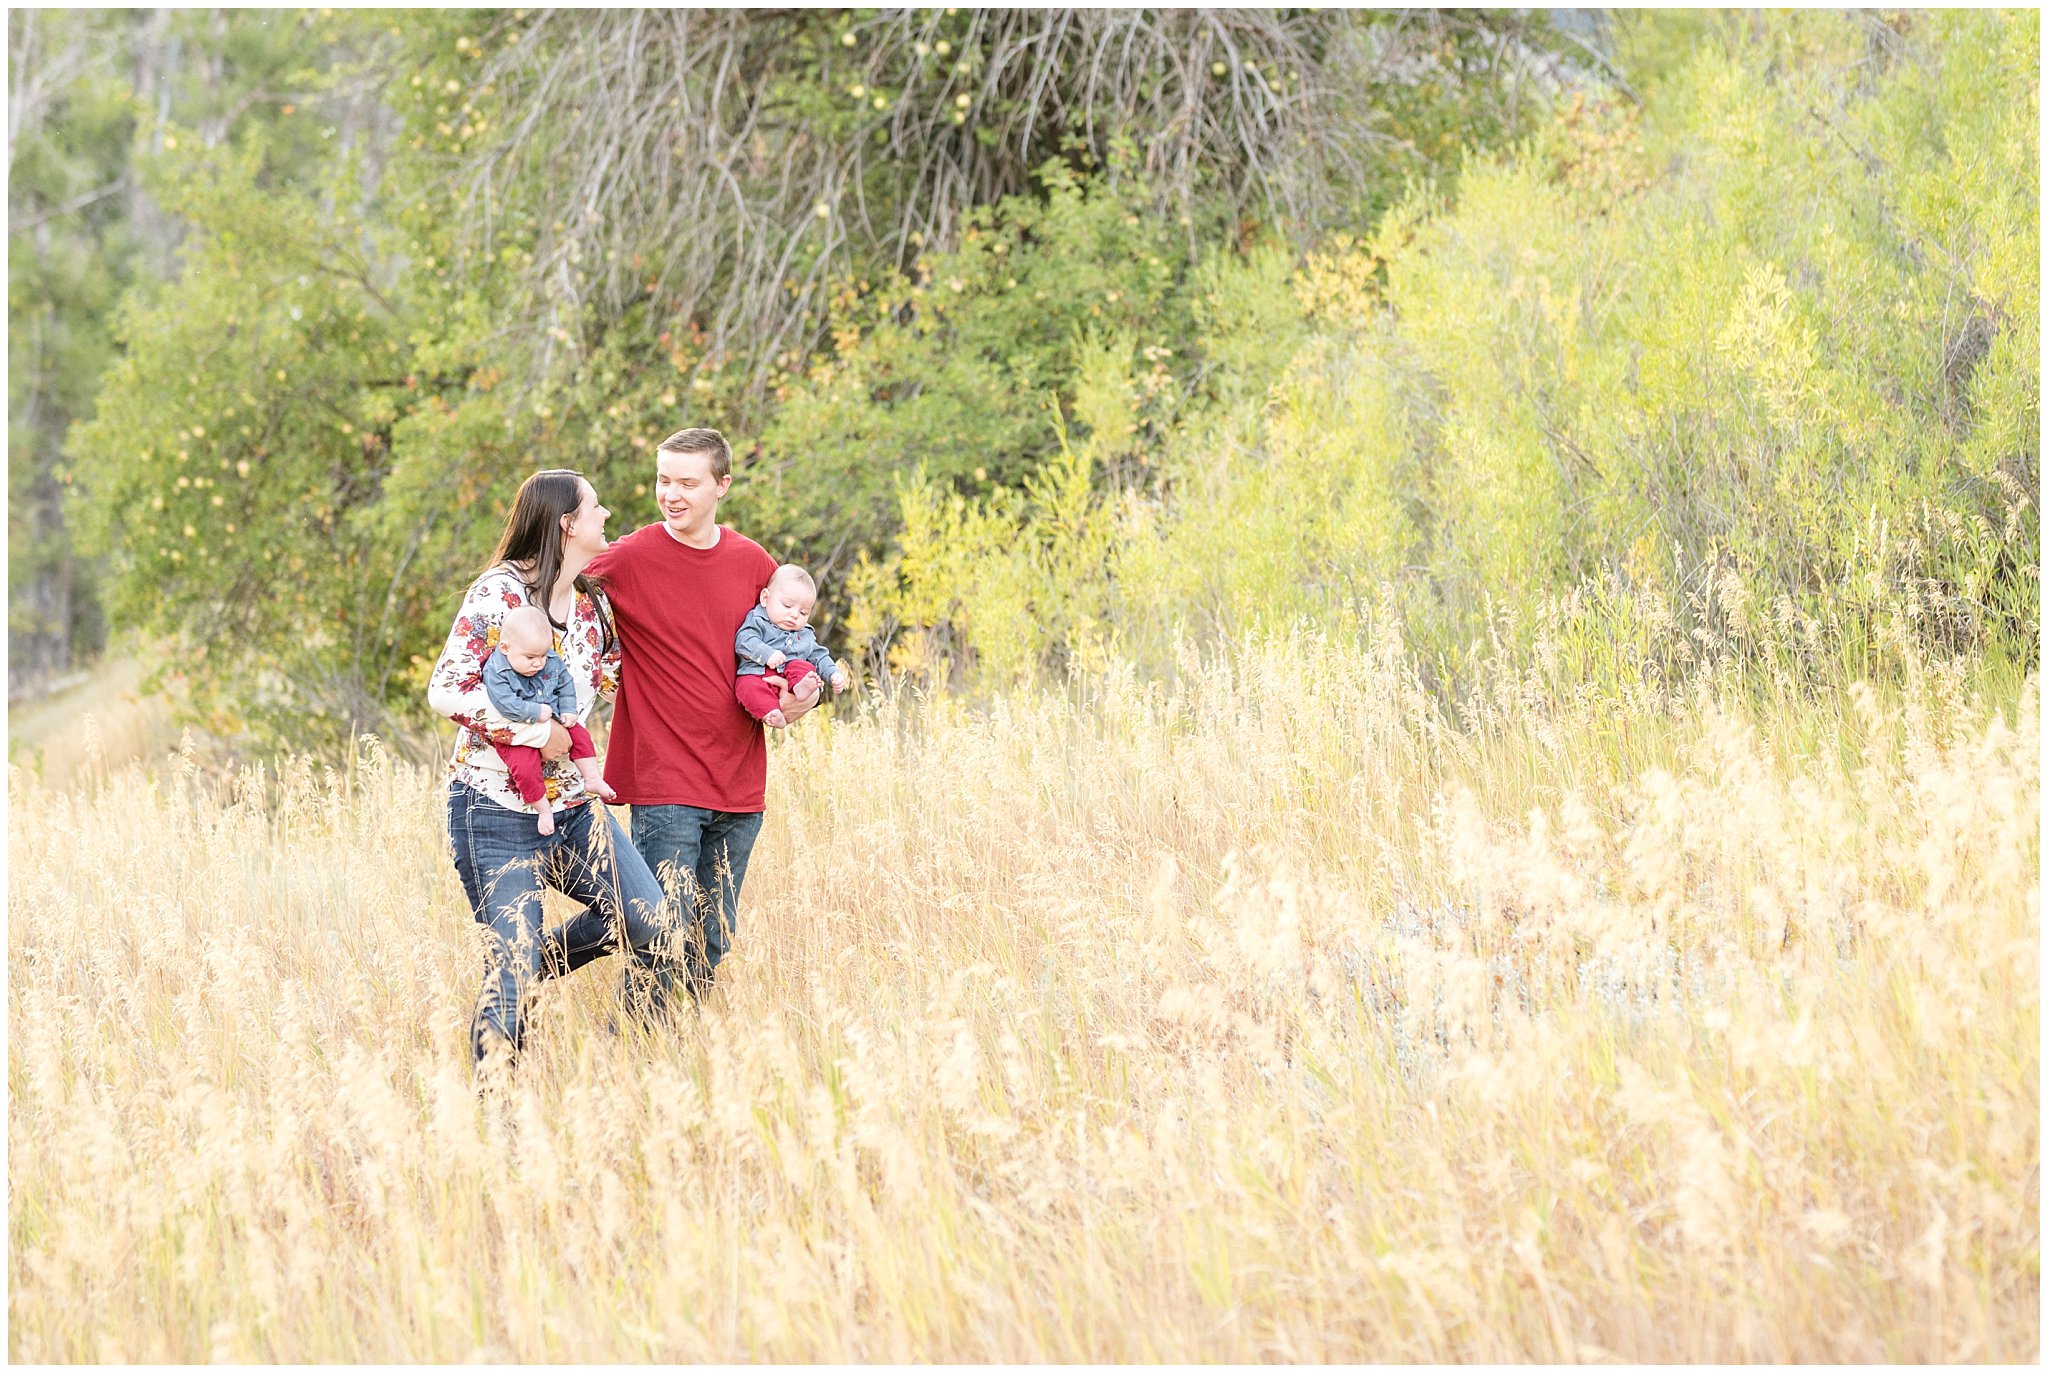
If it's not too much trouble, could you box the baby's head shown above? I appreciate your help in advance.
[499,605,555,676]
[759,564,816,632]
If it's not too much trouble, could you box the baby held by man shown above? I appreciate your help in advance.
[733,563,849,728]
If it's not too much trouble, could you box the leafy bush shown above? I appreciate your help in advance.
[852,10,2039,698]
[737,154,1198,603]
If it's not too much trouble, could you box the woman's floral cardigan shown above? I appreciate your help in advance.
[426,564,620,814]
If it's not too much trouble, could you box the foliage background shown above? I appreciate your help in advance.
[9,8,2038,745]
[7,11,2038,1363]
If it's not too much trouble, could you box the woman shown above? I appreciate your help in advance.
[427,469,678,1068]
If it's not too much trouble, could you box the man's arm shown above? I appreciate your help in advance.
[584,540,625,584]
[775,669,824,722]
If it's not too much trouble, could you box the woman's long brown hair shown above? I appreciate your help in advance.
[484,468,616,653]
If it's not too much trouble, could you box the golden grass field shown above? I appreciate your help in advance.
[8,633,2039,1361]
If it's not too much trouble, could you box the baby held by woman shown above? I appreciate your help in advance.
[734,564,849,728]
[483,605,616,833]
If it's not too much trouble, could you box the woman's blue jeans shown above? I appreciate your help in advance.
[446,782,680,1061]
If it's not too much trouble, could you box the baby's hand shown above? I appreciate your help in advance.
[831,671,850,693]
[535,703,553,721]
[765,650,787,670]
[559,712,579,728]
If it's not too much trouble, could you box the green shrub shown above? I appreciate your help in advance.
[733,153,1199,605]
[852,10,2038,699]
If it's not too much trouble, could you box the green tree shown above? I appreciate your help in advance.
[9,10,135,685]
[10,8,376,691]
[47,8,1586,744]
[68,130,412,737]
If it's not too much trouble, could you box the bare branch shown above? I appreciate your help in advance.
[408,8,1576,399]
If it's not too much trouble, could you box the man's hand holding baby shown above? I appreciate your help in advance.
[756,668,820,730]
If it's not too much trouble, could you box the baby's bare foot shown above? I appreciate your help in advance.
[537,805,556,836]
[762,708,788,729]
[586,778,617,801]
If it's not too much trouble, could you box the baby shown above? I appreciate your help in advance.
[734,564,850,729]
[483,604,615,834]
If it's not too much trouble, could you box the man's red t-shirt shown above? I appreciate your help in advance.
[588,523,778,811]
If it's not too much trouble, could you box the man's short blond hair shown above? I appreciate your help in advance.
[656,426,733,480]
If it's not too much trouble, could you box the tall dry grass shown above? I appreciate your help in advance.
[8,630,2038,1361]
[6,653,184,789]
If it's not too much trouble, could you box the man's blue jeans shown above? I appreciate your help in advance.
[547,804,764,993]
[446,783,680,1061]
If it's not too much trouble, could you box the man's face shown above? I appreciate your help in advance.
[653,447,731,535]
[760,578,814,632]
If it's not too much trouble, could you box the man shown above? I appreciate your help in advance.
[546,427,820,994]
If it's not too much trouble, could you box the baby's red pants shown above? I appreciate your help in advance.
[490,721,595,805]
[735,658,816,721]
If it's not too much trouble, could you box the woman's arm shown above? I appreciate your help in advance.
[427,574,556,749]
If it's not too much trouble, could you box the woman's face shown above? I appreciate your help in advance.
[562,479,610,558]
